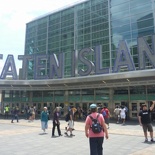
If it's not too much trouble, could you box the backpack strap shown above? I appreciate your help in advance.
[89,113,100,120]
[96,114,100,119]
[89,115,94,121]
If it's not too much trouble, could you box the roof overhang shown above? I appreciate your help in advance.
[0,69,155,91]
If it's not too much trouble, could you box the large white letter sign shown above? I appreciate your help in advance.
[18,55,34,80]
[34,54,49,79]
[78,48,94,76]
[113,40,135,73]
[49,53,64,79]
[0,55,17,79]
[95,45,109,74]
[138,35,155,70]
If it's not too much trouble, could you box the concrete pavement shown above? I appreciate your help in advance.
[0,118,155,155]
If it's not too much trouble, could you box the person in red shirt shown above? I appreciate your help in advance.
[101,105,111,129]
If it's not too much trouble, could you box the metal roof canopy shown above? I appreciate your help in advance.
[0,69,155,91]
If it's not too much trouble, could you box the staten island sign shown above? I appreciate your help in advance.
[0,35,155,80]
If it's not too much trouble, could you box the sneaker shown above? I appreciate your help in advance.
[145,139,148,142]
[70,134,75,136]
[64,132,68,136]
[59,134,63,136]
[151,139,154,142]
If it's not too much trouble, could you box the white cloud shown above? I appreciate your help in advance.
[0,0,81,75]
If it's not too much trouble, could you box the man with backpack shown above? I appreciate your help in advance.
[64,106,76,136]
[101,105,111,129]
[85,104,108,155]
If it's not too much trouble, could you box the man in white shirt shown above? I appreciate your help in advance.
[114,106,121,123]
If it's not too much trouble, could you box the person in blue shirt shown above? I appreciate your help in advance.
[41,107,49,133]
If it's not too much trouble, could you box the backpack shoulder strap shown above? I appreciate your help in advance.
[89,115,94,120]
[96,114,100,119]
[89,114,100,119]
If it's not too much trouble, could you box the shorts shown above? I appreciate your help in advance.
[68,120,74,129]
[120,114,126,119]
[41,121,48,130]
[142,123,153,132]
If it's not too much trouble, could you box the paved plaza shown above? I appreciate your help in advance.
[0,118,155,155]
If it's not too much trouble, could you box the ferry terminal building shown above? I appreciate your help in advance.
[1,0,155,119]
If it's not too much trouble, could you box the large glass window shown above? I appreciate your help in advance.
[81,89,94,101]
[130,86,146,94]
[114,88,128,95]
[147,86,155,94]
[43,91,53,97]
[110,0,154,72]
[33,91,42,97]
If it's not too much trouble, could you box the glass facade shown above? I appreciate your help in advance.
[25,0,109,79]
[111,0,155,71]
[24,0,155,79]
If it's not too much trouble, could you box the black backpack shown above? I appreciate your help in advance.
[65,112,70,122]
[89,114,102,133]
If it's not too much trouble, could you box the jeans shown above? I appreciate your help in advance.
[11,114,19,122]
[89,137,104,155]
[5,112,9,119]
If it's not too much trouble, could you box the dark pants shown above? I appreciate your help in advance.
[11,114,19,122]
[89,137,104,155]
[5,112,9,119]
[52,121,61,136]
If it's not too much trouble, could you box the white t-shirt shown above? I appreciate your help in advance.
[120,108,126,115]
[114,108,120,115]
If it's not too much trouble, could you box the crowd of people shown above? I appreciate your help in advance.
[3,105,37,123]
[2,101,155,155]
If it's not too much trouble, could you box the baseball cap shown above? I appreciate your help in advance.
[90,104,97,109]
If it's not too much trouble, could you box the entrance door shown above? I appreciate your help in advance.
[130,101,145,119]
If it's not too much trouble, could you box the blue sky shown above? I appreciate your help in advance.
[0,0,83,74]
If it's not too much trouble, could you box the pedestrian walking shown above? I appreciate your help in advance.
[85,104,108,155]
[138,101,155,142]
[11,106,19,123]
[52,107,62,137]
[101,105,111,129]
[41,107,48,133]
[4,105,10,119]
[28,106,35,122]
[124,105,128,120]
[64,106,75,136]
[114,106,121,123]
[120,105,126,125]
